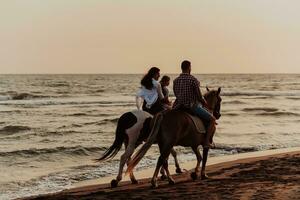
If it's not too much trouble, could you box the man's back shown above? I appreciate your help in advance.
[173,73,202,109]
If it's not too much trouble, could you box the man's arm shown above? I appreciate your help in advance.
[194,79,208,107]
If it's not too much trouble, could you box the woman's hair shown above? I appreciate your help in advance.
[160,75,170,85]
[141,67,160,90]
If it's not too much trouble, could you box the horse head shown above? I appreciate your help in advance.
[204,87,222,120]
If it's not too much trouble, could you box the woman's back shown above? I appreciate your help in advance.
[136,67,164,115]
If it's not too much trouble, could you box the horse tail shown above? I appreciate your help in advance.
[126,112,163,174]
[94,117,125,162]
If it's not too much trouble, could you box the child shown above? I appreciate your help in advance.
[159,75,172,110]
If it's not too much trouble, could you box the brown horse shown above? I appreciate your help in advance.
[126,87,222,188]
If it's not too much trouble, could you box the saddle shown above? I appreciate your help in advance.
[173,106,206,134]
[186,113,206,134]
[172,107,207,134]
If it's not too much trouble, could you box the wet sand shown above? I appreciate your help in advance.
[20,148,300,200]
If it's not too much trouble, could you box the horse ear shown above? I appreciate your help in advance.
[217,87,221,94]
[206,86,210,92]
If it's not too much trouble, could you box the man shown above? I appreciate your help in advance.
[173,60,216,148]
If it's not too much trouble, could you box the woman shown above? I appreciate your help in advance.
[136,67,164,115]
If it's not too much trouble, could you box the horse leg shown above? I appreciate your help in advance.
[127,156,138,184]
[151,155,164,188]
[201,147,209,180]
[162,159,175,185]
[160,161,167,180]
[151,145,172,188]
[190,146,202,180]
[170,148,183,174]
[204,119,216,148]
[111,142,135,187]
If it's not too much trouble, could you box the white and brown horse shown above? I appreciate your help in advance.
[95,110,183,187]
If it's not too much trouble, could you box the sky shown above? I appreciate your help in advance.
[0,0,300,74]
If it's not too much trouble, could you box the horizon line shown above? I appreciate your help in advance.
[1,72,299,75]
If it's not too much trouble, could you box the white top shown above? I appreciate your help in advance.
[136,79,164,110]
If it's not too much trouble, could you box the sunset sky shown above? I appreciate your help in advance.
[1,0,300,74]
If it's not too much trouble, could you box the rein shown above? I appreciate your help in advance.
[203,93,214,113]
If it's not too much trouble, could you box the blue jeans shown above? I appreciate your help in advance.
[191,104,213,128]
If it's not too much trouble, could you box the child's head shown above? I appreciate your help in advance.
[160,75,170,87]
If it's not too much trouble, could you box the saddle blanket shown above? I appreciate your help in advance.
[187,114,206,134]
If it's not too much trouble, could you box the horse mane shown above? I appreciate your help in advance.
[204,90,216,100]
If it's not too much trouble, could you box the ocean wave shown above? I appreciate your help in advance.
[0,125,31,135]
[67,113,116,117]
[224,113,239,116]
[86,118,119,126]
[68,113,88,116]
[286,97,300,100]
[256,111,300,117]
[223,91,300,97]
[0,146,105,158]
[242,107,279,112]
[0,159,121,200]
[71,124,83,128]
[223,92,274,97]
[1,130,88,140]
[241,107,300,116]
[242,96,270,99]
[222,100,246,105]
[87,89,105,93]
[37,130,83,137]
[102,118,119,123]
[0,110,23,114]
[94,103,135,107]
[0,91,50,101]
[83,121,98,126]
[0,95,11,101]
[0,102,133,111]
[212,143,294,154]
[213,144,260,153]
[44,82,70,87]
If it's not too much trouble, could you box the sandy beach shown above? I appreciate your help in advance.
[20,148,300,200]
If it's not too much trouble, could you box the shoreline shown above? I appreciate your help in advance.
[72,146,300,187]
[20,147,300,200]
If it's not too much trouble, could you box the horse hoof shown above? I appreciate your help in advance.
[191,172,198,180]
[151,182,158,188]
[151,179,158,188]
[131,179,138,184]
[168,179,175,185]
[160,174,167,180]
[201,174,209,180]
[111,179,118,188]
[176,168,183,174]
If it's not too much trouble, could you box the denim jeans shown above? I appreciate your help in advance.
[191,104,213,127]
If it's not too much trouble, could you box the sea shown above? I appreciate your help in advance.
[0,74,299,200]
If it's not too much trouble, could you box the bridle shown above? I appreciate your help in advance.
[204,90,221,119]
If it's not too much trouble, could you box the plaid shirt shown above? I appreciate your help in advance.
[173,73,203,109]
